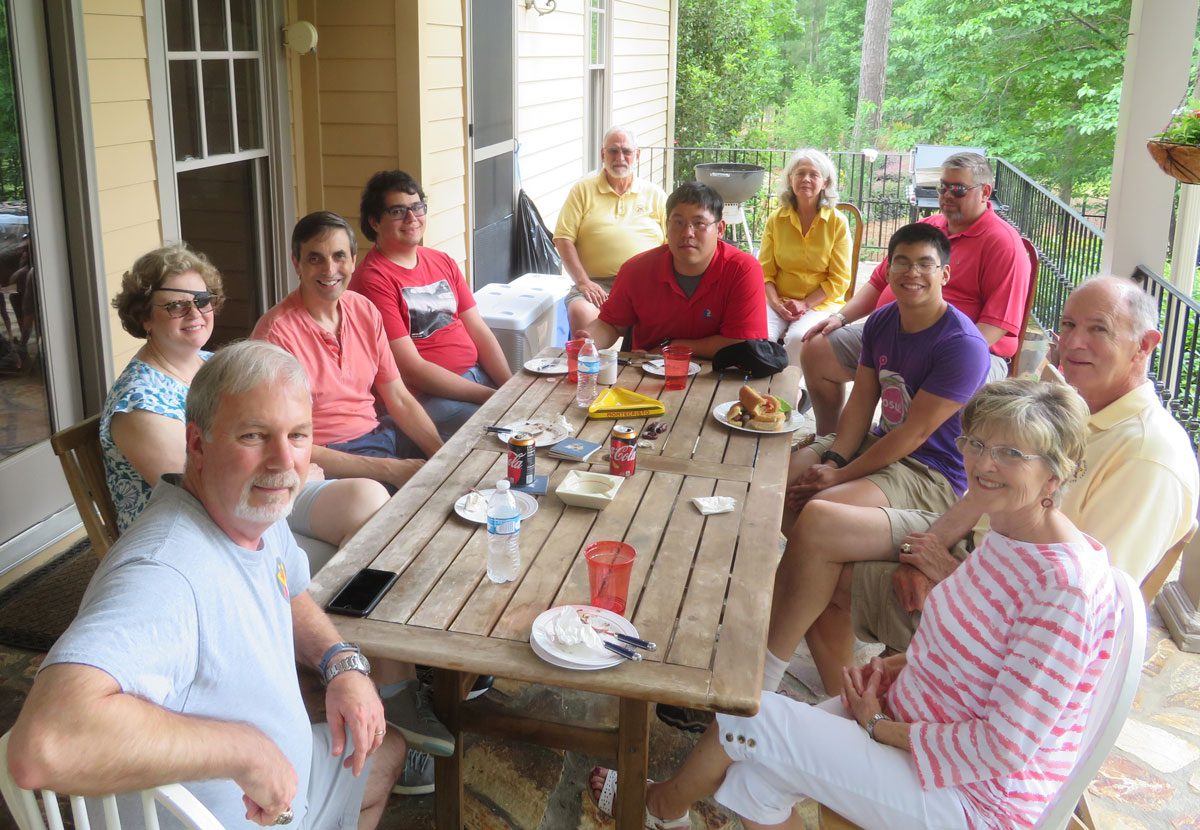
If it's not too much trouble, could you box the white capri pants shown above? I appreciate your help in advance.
[765,305,832,367]
[712,693,972,829]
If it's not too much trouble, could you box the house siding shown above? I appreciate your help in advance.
[83,0,163,374]
[517,0,673,231]
[287,1,468,271]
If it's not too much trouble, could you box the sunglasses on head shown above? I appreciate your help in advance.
[936,182,982,198]
[153,287,219,318]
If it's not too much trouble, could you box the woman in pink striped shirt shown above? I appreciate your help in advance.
[587,379,1120,830]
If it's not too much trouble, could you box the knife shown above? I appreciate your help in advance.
[612,632,657,651]
[603,640,642,661]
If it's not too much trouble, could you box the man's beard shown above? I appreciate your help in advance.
[233,471,301,524]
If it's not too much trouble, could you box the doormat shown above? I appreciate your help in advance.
[0,539,96,652]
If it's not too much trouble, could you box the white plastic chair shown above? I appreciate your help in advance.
[0,732,225,830]
[1035,568,1147,830]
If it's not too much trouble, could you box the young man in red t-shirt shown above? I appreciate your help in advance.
[349,170,512,440]
[579,181,767,356]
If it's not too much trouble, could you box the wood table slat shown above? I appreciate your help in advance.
[666,478,752,669]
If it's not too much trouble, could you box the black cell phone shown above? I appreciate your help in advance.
[327,568,399,618]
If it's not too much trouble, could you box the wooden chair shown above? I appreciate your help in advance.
[1141,521,1197,606]
[836,202,864,302]
[1010,237,1041,377]
[49,414,118,558]
[0,732,224,830]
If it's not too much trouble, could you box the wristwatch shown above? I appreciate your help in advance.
[821,450,849,469]
[865,712,892,742]
[832,311,847,325]
[323,650,371,685]
[318,641,358,677]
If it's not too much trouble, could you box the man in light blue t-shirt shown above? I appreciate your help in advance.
[7,342,406,829]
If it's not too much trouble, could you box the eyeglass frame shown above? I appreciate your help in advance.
[603,146,637,158]
[151,286,222,318]
[954,434,1045,466]
[667,217,720,234]
[936,182,983,198]
[887,256,946,276]
[381,201,429,221]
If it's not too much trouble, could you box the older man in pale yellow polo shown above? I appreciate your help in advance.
[554,126,667,333]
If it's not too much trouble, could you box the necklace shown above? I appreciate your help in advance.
[140,339,200,386]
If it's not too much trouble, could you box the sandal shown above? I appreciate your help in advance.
[587,766,690,829]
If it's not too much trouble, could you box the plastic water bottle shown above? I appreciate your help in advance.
[486,479,521,583]
[576,338,600,407]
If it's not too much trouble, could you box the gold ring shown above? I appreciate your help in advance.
[900,542,912,554]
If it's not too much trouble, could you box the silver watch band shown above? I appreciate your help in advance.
[323,651,371,685]
[865,711,892,742]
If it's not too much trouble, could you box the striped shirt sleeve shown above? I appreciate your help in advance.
[908,555,1103,789]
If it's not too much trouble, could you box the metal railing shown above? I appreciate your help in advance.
[1135,265,1200,445]
[992,159,1106,330]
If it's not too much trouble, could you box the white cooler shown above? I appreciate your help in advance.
[474,282,556,372]
[509,272,573,347]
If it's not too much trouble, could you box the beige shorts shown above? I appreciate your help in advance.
[803,433,959,514]
[565,275,615,308]
[849,508,973,652]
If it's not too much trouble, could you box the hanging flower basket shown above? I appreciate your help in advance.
[1147,140,1200,185]
[1149,102,1200,184]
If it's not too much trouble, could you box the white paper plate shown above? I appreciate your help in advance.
[454,489,540,524]
[712,400,804,435]
[529,605,640,670]
[524,357,568,375]
[642,359,701,378]
[493,418,571,448]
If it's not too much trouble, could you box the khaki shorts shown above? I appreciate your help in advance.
[804,433,959,514]
[828,321,1010,382]
[564,275,615,308]
[849,508,973,652]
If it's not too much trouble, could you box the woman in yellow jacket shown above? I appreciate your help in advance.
[759,149,852,369]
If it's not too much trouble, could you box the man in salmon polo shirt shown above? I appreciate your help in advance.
[799,152,1030,434]
[350,170,512,441]
[254,211,443,494]
[578,181,768,356]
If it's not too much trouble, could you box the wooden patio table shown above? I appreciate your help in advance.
[308,351,800,830]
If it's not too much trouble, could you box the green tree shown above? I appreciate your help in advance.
[674,0,798,147]
[881,0,1130,199]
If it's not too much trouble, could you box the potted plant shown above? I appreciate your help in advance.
[1148,103,1200,184]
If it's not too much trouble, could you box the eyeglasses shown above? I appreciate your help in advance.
[382,201,428,221]
[955,435,1044,466]
[152,288,220,318]
[936,182,982,198]
[604,146,636,158]
[667,217,719,234]
[888,258,943,275]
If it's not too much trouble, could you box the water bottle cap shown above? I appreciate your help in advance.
[495,479,509,491]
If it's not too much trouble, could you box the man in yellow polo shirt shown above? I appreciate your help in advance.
[554,126,666,333]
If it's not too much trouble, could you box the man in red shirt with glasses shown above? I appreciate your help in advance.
[799,152,1030,434]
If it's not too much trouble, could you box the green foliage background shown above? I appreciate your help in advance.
[675,0,1135,201]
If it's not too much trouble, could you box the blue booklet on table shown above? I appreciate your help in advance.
[547,437,603,462]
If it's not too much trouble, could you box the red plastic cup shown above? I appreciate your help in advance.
[662,345,693,391]
[585,541,636,615]
[565,339,585,384]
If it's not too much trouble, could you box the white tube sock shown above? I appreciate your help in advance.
[762,649,789,692]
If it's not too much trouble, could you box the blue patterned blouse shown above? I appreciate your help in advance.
[100,352,212,531]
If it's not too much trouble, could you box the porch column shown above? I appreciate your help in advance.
[1158,520,1200,653]
[1101,0,1200,278]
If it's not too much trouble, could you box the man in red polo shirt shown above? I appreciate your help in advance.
[578,181,767,356]
[799,152,1030,433]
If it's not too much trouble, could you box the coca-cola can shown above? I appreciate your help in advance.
[610,424,637,477]
[507,431,536,486]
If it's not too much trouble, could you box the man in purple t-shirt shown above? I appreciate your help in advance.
[656,223,990,733]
